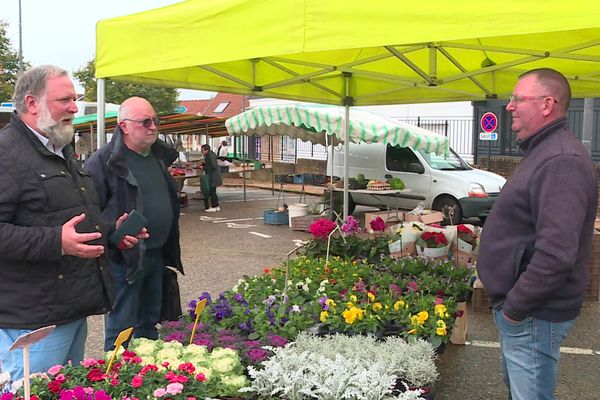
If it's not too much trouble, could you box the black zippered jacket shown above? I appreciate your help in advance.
[0,112,113,329]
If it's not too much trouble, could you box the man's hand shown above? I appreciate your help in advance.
[61,213,104,258]
[115,212,150,250]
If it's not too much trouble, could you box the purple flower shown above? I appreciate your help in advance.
[238,321,253,331]
[59,390,74,400]
[233,293,246,303]
[342,215,360,236]
[243,340,263,348]
[161,320,184,329]
[94,391,111,400]
[389,283,402,298]
[319,296,330,311]
[247,348,270,363]
[406,281,419,292]
[218,335,239,344]
[193,338,213,349]
[164,331,186,343]
[266,334,288,347]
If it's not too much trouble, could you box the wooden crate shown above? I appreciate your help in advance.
[290,215,322,231]
[471,286,492,313]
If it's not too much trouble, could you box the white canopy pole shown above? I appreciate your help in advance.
[582,98,594,154]
[96,78,106,149]
[342,73,351,220]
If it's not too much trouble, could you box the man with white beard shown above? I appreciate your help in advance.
[0,65,143,382]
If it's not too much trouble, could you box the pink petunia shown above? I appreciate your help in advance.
[153,388,167,398]
[47,365,63,375]
[131,375,143,388]
[80,359,97,368]
[166,383,184,395]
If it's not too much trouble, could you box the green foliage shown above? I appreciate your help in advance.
[73,59,179,113]
[301,234,390,265]
[0,20,30,103]
[388,177,405,190]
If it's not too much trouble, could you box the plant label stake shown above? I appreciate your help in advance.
[106,327,133,373]
[9,325,56,400]
[189,298,207,345]
[325,211,346,267]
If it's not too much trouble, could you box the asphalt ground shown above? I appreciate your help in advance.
[85,185,600,399]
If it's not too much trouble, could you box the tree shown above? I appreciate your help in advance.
[0,20,28,104]
[74,59,179,114]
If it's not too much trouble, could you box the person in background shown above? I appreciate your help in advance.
[85,97,183,351]
[0,65,140,381]
[201,144,223,212]
[217,139,229,161]
[477,68,598,400]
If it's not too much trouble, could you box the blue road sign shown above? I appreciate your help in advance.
[480,112,498,133]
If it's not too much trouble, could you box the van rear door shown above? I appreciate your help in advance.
[385,144,431,209]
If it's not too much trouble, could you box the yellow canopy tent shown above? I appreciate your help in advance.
[95,0,600,216]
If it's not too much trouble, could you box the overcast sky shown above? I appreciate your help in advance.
[1,0,212,99]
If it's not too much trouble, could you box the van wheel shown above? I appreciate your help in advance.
[432,195,462,225]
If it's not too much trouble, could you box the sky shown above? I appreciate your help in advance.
[1,0,213,100]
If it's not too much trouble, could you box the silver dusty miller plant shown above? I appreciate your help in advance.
[240,332,437,400]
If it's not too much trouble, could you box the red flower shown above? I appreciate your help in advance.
[110,376,119,386]
[131,375,143,388]
[419,231,448,248]
[122,350,142,364]
[457,224,477,244]
[195,373,206,382]
[309,218,336,240]
[178,362,195,374]
[164,371,189,384]
[47,380,63,394]
[370,216,386,232]
[86,367,107,382]
[140,364,159,375]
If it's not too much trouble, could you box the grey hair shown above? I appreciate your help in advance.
[13,65,69,113]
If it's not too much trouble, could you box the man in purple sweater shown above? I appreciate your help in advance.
[477,68,598,400]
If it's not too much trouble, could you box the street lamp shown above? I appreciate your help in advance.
[18,0,23,73]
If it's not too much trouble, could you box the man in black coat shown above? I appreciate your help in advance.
[0,65,141,381]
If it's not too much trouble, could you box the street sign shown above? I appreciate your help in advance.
[480,112,498,133]
[479,132,498,141]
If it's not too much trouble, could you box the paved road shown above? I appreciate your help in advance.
[86,186,600,399]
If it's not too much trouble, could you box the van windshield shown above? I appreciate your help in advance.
[417,148,471,171]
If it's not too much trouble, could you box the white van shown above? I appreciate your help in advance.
[328,142,506,224]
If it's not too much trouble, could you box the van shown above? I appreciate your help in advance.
[327,142,506,224]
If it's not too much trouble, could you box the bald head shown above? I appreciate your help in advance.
[118,97,154,122]
[117,97,158,155]
[519,68,571,114]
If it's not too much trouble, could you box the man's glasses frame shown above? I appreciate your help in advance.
[121,117,160,129]
[508,95,558,105]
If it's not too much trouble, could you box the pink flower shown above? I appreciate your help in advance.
[47,365,63,375]
[341,216,360,236]
[434,296,444,305]
[83,387,94,395]
[195,373,206,382]
[309,218,336,240]
[131,375,143,388]
[81,359,97,368]
[153,388,167,398]
[166,383,184,395]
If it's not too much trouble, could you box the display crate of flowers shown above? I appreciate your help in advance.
[5,339,249,400]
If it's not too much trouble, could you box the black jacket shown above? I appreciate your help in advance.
[84,127,183,282]
[0,112,113,329]
[477,118,598,322]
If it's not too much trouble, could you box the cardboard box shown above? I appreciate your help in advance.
[364,210,403,233]
[450,301,468,345]
[403,210,444,225]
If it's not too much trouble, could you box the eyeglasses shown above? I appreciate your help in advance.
[122,117,160,129]
[509,95,558,104]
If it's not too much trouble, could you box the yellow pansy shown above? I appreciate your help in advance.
[325,299,337,308]
[394,300,406,311]
[436,320,447,336]
[367,292,375,302]
[434,304,447,317]
[320,311,329,322]
[350,295,358,302]
[417,311,429,324]
[372,302,383,312]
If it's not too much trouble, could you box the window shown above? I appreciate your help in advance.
[213,102,230,113]
[386,144,421,172]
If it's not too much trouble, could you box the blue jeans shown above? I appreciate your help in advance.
[104,249,164,351]
[0,319,86,381]
[493,308,575,400]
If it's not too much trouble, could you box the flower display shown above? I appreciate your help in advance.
[308,218,336,239]
[9,339,247,400]
[456,224,477,245]
[416,231,448,248]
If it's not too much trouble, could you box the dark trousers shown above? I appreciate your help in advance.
[204,187,219,209]
[104,249,164,351]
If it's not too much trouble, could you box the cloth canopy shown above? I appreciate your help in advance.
[96,0,600,105]
[225,104,449,154]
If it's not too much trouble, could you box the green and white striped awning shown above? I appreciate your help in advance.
[225,104,449,155]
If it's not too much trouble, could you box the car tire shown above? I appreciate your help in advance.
[432,195,462,225]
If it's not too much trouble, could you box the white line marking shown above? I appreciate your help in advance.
[199,216,227,221]
[212,217,256,223]
[226,223,257,229]
[469,340,598,355]
[249,231,271,238]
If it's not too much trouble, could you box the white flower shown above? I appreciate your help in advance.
[0,371,11,386]
[291,305,301,313]
[210,347,237,359]
[305,277,312,284]
[212,358,235,373]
